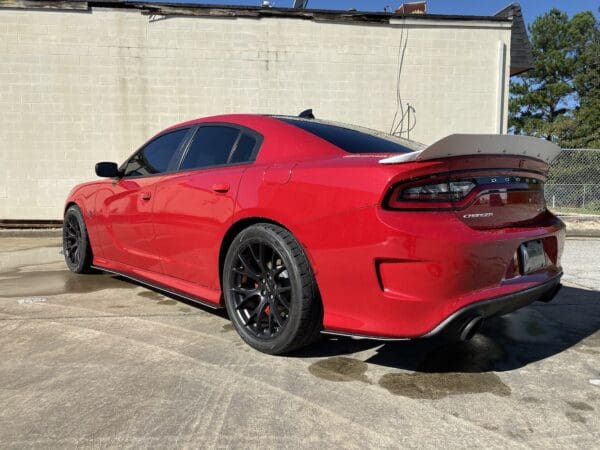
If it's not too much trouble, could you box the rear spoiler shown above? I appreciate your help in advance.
[379,134,561,165]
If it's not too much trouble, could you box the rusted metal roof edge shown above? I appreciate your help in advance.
[1,0,512,25]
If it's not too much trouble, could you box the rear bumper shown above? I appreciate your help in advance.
[423,274,562,339]
[322,275,562,341]
[303,205,566,339]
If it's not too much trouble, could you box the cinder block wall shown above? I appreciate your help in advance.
[0,7,511,220]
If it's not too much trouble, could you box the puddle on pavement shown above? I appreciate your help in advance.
[137,291,178,306]
[137,291,166,301]
[521,396,544,404]
[157,299,177,306]
[221,323,234,333]
[4,244,62,253]
[0,238,61,253]
[308,336,510,399]
[0,267,132,297]
[566,401,594,411]
[378,371,511,399]
[308,357,371,383]
[565,411,587,424]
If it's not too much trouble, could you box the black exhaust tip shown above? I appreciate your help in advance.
[459,316,483,341]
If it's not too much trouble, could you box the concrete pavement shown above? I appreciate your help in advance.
[0,236,598,448]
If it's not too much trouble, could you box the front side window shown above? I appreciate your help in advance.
[123,128,189,177]
[179,126,241,171]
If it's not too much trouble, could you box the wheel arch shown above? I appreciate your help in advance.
[218,216,319,294]
[64,201,79,216]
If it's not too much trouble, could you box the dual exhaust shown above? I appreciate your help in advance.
[433,281,562,342]
[457,316,484,341]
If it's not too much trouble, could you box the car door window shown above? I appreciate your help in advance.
[123,128,189,177]
[180,126,241,171]
[229,133,258,164]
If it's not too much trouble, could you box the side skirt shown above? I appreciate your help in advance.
[320,329,411,341]
[91,265,223,310]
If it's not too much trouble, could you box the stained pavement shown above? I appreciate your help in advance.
[0,235,598,448]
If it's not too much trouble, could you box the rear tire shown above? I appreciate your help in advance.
[63,205,94,274]
[223,223,322,355]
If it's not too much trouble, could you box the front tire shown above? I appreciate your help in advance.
[63,205,93,274]
[223,224,322,355]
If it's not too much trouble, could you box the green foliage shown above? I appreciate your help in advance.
[509,9,599,148]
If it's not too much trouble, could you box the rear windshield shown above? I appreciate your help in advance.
[276,117,423,154]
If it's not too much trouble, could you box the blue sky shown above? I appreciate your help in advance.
[174,1,599,23]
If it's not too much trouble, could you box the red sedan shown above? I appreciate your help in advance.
[63,113,565,354]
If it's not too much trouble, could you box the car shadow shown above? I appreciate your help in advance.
[109,273,600,372]
[295,285,600,373]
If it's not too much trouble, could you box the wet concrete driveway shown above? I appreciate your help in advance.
[0,235,599,448]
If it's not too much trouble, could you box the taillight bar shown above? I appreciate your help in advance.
[385,175,543,210]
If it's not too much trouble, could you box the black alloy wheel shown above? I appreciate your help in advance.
[63,205,93,273]
[230,241,292,339]
[223,224,322,354]
[64,214,82,267]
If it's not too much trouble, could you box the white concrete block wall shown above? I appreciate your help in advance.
[0,7,511,220]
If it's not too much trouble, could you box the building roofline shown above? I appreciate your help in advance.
[494,2,534,75]
[2,1,512,25]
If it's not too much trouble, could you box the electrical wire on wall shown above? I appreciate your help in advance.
[389,17,416,139]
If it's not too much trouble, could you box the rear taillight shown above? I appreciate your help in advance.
[386,179,476,209]
[385,174,544,210]
[400,181,476,201]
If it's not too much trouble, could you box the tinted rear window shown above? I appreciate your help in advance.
[278,118,415,154]
[230,133,258,164]
[180,126,240,170]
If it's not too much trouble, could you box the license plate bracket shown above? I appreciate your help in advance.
[519,239,546,274]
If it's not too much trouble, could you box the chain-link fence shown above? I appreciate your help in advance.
[546,149,600,216]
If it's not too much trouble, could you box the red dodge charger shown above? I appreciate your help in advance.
[63,113,565,354]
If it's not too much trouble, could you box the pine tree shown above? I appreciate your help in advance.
[509,9,599,148]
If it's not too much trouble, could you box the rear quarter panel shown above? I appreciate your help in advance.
[232,157,406,293]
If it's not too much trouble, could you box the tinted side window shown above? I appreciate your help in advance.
[278,118,413,154]
[180,126,240,171]
[229,133,258,164]
[124,129,189,177]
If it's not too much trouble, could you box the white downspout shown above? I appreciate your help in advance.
[496,41,507,134]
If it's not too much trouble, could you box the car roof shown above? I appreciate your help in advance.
[159,114,424,163]
[163,114,422,149]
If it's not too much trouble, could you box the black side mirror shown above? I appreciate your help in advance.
[95,162,120,178]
